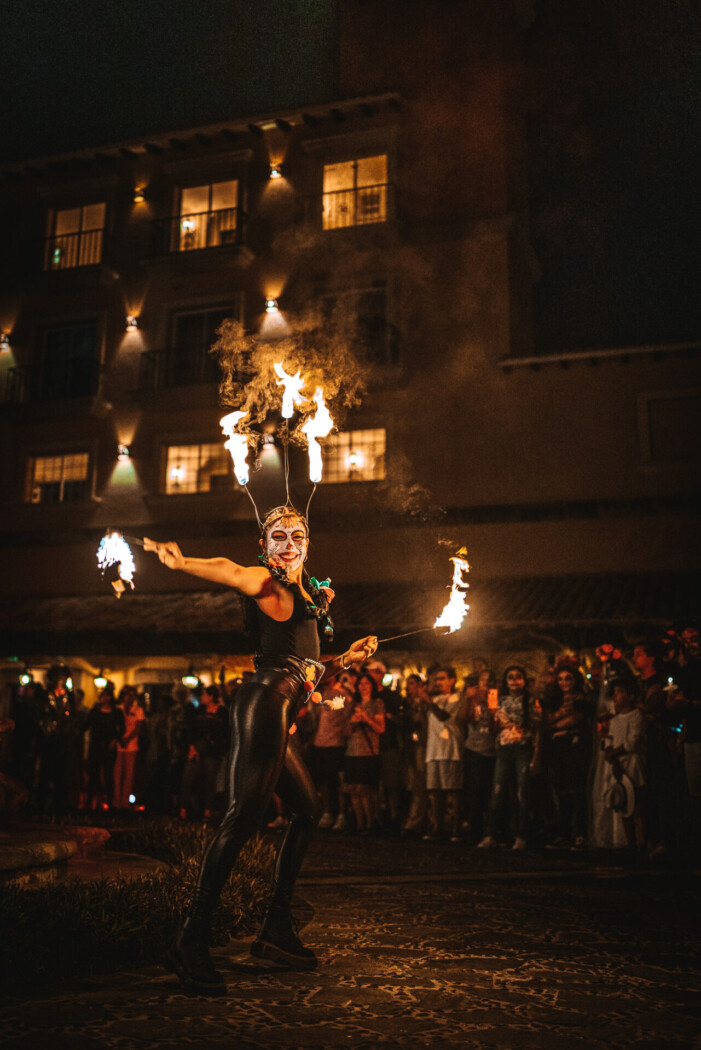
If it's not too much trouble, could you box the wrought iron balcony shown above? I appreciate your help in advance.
[0,359,101,404]
[139,346,220,390]
[299,183,393,229]
[43,229,106,270]
[151,207,246,255]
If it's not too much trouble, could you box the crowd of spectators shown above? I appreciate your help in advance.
[1,619,699,861]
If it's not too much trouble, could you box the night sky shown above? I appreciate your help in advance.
[5,0,700,348]
[6,0,339,162]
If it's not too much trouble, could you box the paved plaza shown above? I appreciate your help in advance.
[2,835,700,1049]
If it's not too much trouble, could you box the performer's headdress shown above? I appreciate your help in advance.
[259,504,309,537]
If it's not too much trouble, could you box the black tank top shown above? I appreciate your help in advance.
[251,587,321,668]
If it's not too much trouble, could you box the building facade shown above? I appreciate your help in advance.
[1,3,698,698]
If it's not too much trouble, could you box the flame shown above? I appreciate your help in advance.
[220,410,250,485]
[274,362,307,418]
[97,532,136,598]
[300,387,334,483]
[434,547,470,633]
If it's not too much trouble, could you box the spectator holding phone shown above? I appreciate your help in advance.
[478,665,541,850]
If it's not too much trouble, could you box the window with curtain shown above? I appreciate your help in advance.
[178,180,238,250]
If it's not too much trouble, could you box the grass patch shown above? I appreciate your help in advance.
[1,819,275,990]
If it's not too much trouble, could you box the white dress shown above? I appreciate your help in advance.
[590,685,616,848]
[596,707,646,848]
[605,708,646,787]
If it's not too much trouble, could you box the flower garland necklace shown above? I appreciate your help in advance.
[258,552,334,639]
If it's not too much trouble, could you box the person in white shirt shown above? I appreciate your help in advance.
[420,666,465,842]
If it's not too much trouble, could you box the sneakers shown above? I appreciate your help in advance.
[477,835,497,849]
[511,837,527,850]
[166,928,226,996]
[250,909,317,971]
[317,812,334,829]
[331,812,347,831]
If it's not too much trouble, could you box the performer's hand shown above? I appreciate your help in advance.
[345,635,378,665]
[143,537,185,571]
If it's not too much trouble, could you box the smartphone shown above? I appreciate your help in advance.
[487,688,498,710]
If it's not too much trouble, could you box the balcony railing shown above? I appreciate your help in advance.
[139,347,220,390]
[151,207,245,255]
[43,229,105,270]
[300,184,393,230]
[0,359,101,404]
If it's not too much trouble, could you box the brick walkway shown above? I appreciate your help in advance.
[2,835,700,1049]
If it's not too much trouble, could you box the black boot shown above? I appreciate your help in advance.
[250,904,317,970]
[166,915,226,996]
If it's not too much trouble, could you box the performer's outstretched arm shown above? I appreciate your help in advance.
[143,538,270,597]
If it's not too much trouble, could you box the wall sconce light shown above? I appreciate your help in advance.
[0,333,10,354]
[269,164,282,180]
[133,188,145,203]
[265,297,279,314]
[118,444,131,461]
[19,672,33,686]
[169,463,185,487]
[94,670,108,689]
[126,315,138,332]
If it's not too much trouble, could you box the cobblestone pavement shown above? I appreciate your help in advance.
[2,835,700,1049]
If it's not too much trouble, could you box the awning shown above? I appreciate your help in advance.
[1,571,697,657]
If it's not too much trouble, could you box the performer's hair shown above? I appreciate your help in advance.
[260,505,309,536]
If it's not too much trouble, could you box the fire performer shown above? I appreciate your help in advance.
[144,506,377,994]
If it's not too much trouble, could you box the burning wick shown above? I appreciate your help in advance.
[300,387,333,483]
[97,531,136,598]
[376,547,470,645]
[274,362,307,418]
[220,410,250,486]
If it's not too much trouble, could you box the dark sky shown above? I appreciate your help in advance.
[6,0,339,162]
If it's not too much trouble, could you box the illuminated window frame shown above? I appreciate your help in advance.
[27,451,90,504]
[321,429,386,484]
[163,442,233,495]
[177,180,239,252]
[44,203,106,270]
[322,155,388,230]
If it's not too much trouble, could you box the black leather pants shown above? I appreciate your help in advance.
[186,668,320,931]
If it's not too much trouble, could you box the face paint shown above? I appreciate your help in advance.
[265,515,308,573]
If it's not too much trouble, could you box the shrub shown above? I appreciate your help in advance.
[1,820,275,989]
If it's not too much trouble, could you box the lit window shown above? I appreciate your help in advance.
[28,452,89,504]
[321,429,386,484]
[164,443,232,494]
[45,203,105,270]
[178,180,238,251]
[322,155,387,230]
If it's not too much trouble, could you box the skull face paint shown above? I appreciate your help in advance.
[265,514,308,574]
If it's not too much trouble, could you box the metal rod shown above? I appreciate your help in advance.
[122,534,145,548]
[376,625,450,645]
